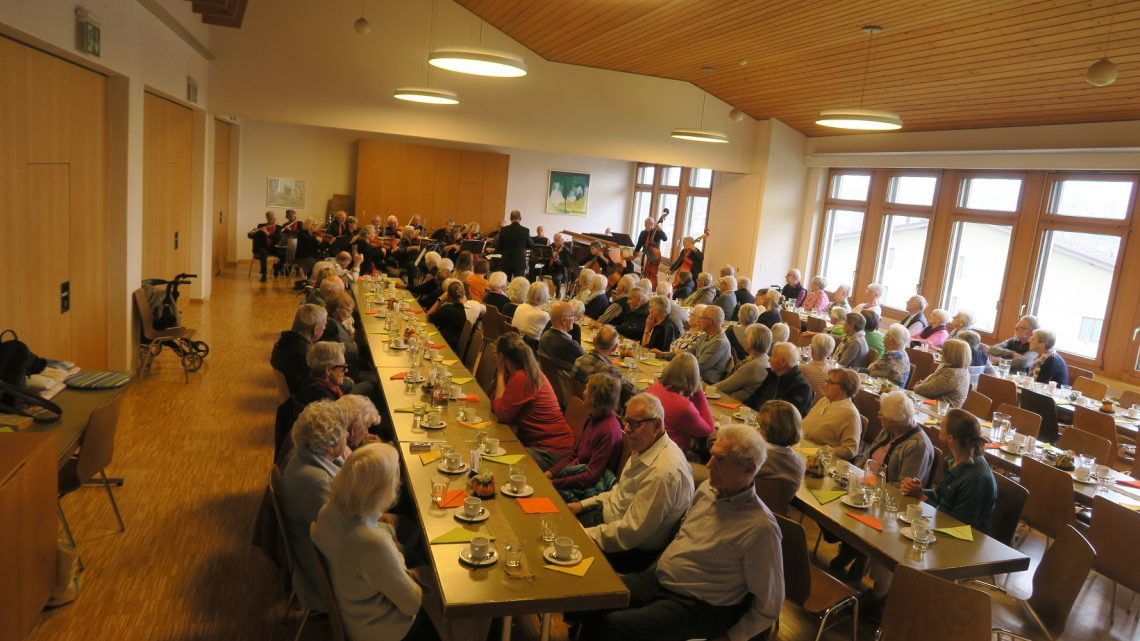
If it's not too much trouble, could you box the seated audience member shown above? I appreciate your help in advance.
[833,311,870,368]
[337,394,382,449]
[574,268,596,301]
[460,284,486,327]
[597,274,638,325]
[616,287,651,340]
[987,314,1039,373]
[900,295,929,336]
[1029,328,1069,386]
[280,400,349,611]
[656,282,689,331]
[412,268,448,309]
[483,271,510,312]
[727,303,759,360]
[781,268,806,306]
[321,292,364,376]
[511,281,552,341]
[539,301,585,370]
[573,325,638,400]
[947,309,975,340]
[661,305,732,384]
[712,275,738,321]
[546,374,624,501]
[801,333,836,400]
[491,334,574,468]
[584,273,611,319]
[745,342,815,418]
[568,393,695,573]
[293,218,324,277]
[800,275,830,313]
[717,324,772,402]
[297,342,350,405]
[654,304,708,356]
[641,295,679,352]
[868,324,912,388]
[466,258,490,302]
[503,276,530,319]
[770,322,790,347]
[672,270,695,301]
[757,289,783,327]
[311,444,447,641]
[333,251,363,284]
[914,339,972,408]
[862,311,885,360]
[581,424,783,641]
[682,272,717,307]
[647,353,715,453]
[828,283,852,313]
[755,400,807,505]
[426,282,468,352]
[567,299,586,344]
[913,308,951,348]
[733,276,756,310]
[801,367,863,460]
[248,210,285,282]
[956,329,991,368]
[271,304,328,396]
[851,282,883,317]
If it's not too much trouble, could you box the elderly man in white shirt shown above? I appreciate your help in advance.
[581,424,784,641]
[568,393,694,572]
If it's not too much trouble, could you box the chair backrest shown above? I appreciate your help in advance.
[133,288,159,341]
[1118,389,1140,411]
[564,396,589,446]
[312,533,348,641]
[1072,405,1121,467]
[1019,457,1076,539]
[990,472,1029,547]
[786,323,802,346]
[457,319,475,362]
[773,514,812,606]
[482,307,509,340]
[906,348,937,387]
[961,390,992,421]
[267,466,295,573]
[756,477,797,516]
[780,309,802,329]
[1028,524,1095,639]
[1018,389,1061,444]
[463,328,484,371]
[77,396,124,482]
[1067,364,1094,383]
[1088,495,1140,593]
[271,368,291,403]
[475,341,498,397]
[1073,375,1107,400]
[1055,426,1112,462]
[995,402,1041,439]
[805,316,827,333]
[537,353,570,411]
[928,444,946,487]
[1134,450,1140,478]
[559,369,587,404]
[904,363,918,391]
[966,365,986,388]
[878,566,992,641]
[852,390,882,456]
[976,374,1018,419]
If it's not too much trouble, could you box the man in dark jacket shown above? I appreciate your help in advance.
[539,302,585,370]
[496,210,533,279]
[270,304,327,395]
[248,211,285,282]
[745,342,814,417]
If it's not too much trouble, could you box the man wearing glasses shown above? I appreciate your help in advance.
[987,314,1039,373]
[567,394,694,572]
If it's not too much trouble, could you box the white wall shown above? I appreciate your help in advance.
[753,120,809,288]
[503,150,632,238]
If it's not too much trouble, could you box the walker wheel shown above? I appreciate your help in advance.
[181,352,204,372]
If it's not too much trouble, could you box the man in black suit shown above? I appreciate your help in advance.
[248,211,285,282]
[538,302,585,370]
[745,342,814,417]
[270,304,327,395]
[496,210,533,279]
[324,210,349,238]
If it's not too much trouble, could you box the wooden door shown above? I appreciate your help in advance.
[143,92,193,279]
[213,119,232,275]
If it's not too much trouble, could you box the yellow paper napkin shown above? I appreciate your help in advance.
[452,376,475,385]
[419,451,442,465]
[394,407,416,413]
[642,358,666,366]
[544,556,595,577]
[482,454,525,465]
[799,447,819,457]
[430,527,495,545]
[809,489,846,505]
[1121,501,1140,512]
[934,525,974,542]
[457,420,492,430]
[442,359,458,366]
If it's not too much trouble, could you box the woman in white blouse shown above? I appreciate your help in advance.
[852,283,884,318]
[511,281,552,340]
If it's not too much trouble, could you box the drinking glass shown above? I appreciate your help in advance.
[430,476,448,506]
[936,398,950,416]
[997,359,1011,378]
[540,515,560,544]
[911,516,931,553]
[502,536,525,569]
[1095,464,1112,494]
[883,491,900,513]
[1021,435,1037,459]
[819,445,835,473]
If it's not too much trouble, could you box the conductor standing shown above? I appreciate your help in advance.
[497,210,533,280]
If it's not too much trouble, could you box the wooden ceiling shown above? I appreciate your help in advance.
[456,0,1140,136]
[187,0,249,28]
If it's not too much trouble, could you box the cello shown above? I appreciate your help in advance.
[669,228,710,288]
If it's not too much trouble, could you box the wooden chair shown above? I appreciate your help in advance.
[1134,450,1140,478]
[564,396,589,446]
[756,477,797,516]
[456,320,475,363]
[852,390,882,458]
[1018,389,1062,444]
[1072,406,1126,470]
[1055,427,1111,463]
[475,342,498,397]
[312,535,347,641]
[559,370,587,404]
[268,467,313,635]
[1118,389,1140,410]
[537,353,570,411]
[1087,495,1140,625]
[773,514,859,641]
[976,374,1018,420]
[994,403,1041,440]
[906,348,937,388]
[1068,364,1094,383]
[904,363,918,391]
[806,316,828,333]
[57,396,126,553]
[483,306,512,341]
[990,472,1029,547]
[1018,457,1076,541]
[463,328,484,371]
[929,444,946,486]
[1073,375,1107,400]
[961,390,992,421]
[780,309,803,329]
[878,565,991,641]
[987,525,1095,641]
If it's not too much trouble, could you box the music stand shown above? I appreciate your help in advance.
[608,232,634,247]
[531,236,549,245]
[530,244,554,263]
[460,239,487,255]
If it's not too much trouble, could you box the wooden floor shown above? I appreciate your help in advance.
[26,265,1139,641]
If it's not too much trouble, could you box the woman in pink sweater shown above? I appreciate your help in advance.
[646,352,716,453]
[545,374,624,501]
[492,334,575,469]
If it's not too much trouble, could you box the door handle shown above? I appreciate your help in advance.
[1133,326,1140,342]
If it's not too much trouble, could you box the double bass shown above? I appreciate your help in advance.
[670,228,710,287]
[639,209,670,285]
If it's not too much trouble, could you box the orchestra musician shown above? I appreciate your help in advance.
[281,209,301,237]
[584,241,612,274]
[247,210,285,282]
[324,210,349,238]
[669,234,706,287]
[391,226,423,283]
[536,234,574,293]
[631,211,669,284]
[354,225,387,276]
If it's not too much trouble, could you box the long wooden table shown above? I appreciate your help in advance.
[27,387,124,468]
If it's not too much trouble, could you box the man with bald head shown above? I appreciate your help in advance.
[573,324,637,399]
[496,209,533,279]
[325,210,349,238]
[539,301,585,370]
[745,341,814,417]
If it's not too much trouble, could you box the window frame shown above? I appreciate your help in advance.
[632,163,713,261]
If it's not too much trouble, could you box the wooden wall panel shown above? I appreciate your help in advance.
[355,139,509,234]
[213,120,232,275]
[143,93,193,279]
[25,164,71,359]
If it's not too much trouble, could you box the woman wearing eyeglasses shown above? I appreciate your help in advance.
[297,341,350,405]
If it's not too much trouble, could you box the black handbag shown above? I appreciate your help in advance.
[0,330,62,423]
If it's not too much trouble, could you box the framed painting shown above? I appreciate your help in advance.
[546,170,590,215]
[267,177,306,209]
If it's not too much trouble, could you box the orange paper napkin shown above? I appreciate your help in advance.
[516,497,558,514]
[389,372,406,380]
[713,401,741,410]
[1116,478,1140,489]
[984,442,1004,449]
[410,310,424,314]
[458,393,479,403]
[365,309,380,315]
[428,343,446,349]
[438,489,468,509]
[845,511,883,531]
[922,399,936,405]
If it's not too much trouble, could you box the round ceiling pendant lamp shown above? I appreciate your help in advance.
[428,47,527,77]
[669,128,729,143]
[393,87,460,105]
[816,108,903,131]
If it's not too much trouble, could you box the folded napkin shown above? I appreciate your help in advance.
[419,451,442,465]
[390,372,407,380]
[1055,400,1074,407]
[809,489,845,505]
[428,343,446,349]
[441,359,458,366]
[394,406,416,413]
[642,358,666,366]
[922,399,936,405]
[410,310,424,314]
[457,420,492,430]
[845,511,883,531]
[799,447,819,457]
[611,358,624,366]
[1116,478,1140,489]
[452,377,475,385]
[365,309,380,315]
[544,556,595,577]
[437,489,468,509]
[984,442,1005,449]
[482,454,525,465]
[430,526,493,544]
[922,417,940,426]
[517,497,559,514]
[1121,501,1140,512]
[713,401,741,410]
[934,525,974,541]
[457,393,479,403]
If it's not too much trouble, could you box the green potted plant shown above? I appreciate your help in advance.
[469,470,496,498]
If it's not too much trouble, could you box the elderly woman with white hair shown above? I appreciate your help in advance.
[913,308,951,348]
[727,303,760,360]
[947,309,975,340]
[574,268,597,300]
[298,341,350,405]
[281,400,350,612]
[657,281,689,330]
[336,394,382,449]
[781,268,806,306]
[511,281,552,341]
[852,283,884,317]
[682,271,718,307]
[900,295,929,336]
[800,275,831,312]
[1028,328,1069,386]
[583,272,611,320]
[503,276,531,319]
[653,303,709,356]
[483,271,510,312]
[770,322,790,347]
[829,283,852,313]
[641,294,680,351]
[733,276,756,308]
[801,333,836,399]
[757,289,783,328]
[716,323,772,402]
[712,275,738,321]
[868,324,913,387]
[914,339,973,408]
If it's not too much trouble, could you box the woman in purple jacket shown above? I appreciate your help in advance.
[545,373,624,502]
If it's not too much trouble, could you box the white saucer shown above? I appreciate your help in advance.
[389,343,409,350]
[459,547,498,567]
[900,526,937,545]
[732,411,750,421]
[500,484,534,497]
[437,461,469,474]
[704,389,723,400]
[455,508,490,523]
[839,495,869,510]
[421,421,447,430]
[542,546,583,566]
[1072,475,1097,486]
[481,447,507,457]
[999,446,1022,456]
[896,513,925,525]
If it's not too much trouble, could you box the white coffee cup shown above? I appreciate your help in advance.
[553,536,579,560]
[510,473,527,493]
[1074,467,1091,482]
[905,503,924,523]
[426,411,442,426]
[463,496,482,517]
[445,453,461,470]
[469,536,490,560]
[483,437,500,454]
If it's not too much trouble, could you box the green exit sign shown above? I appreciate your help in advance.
[77,17,100,57]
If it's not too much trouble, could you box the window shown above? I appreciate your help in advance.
[942,222,1013,332]
[830,173,871,201]
[875,215,930,309]
[632,191,652,222]
[631,163,713,259]
[959,177,1022,212]
[660,166,682,187]
[658,193,678,225]
[636,165,655,185]
[689,168,713,189]
[817,209,864,289]
[887,175,938,206]
[1048,179,1133,220]
[1031,230,1121,358]
[1078,317,1103,342]
[684,195,709,239]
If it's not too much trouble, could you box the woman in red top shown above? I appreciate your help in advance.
[646,352,715,454]
[545,374,624,501]
[491,334,575,469]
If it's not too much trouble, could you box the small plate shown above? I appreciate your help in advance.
[421,421,447,430]
[481,447,507,457]
[900,526,937,545]
[1000,446,1022,456]
[500,484,534,497]
[703,388,723,400]
[455,508,491,523]
[437,461,469,474]
[459,547,498,567]
[839,495,869,510]
[1072,475,1097,486]
[542,546,583,566]
[732,411,749,421]
[389,343,409,351]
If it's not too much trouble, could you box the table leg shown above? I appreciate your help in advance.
[500,615,512,641]
[539,613,551,641]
